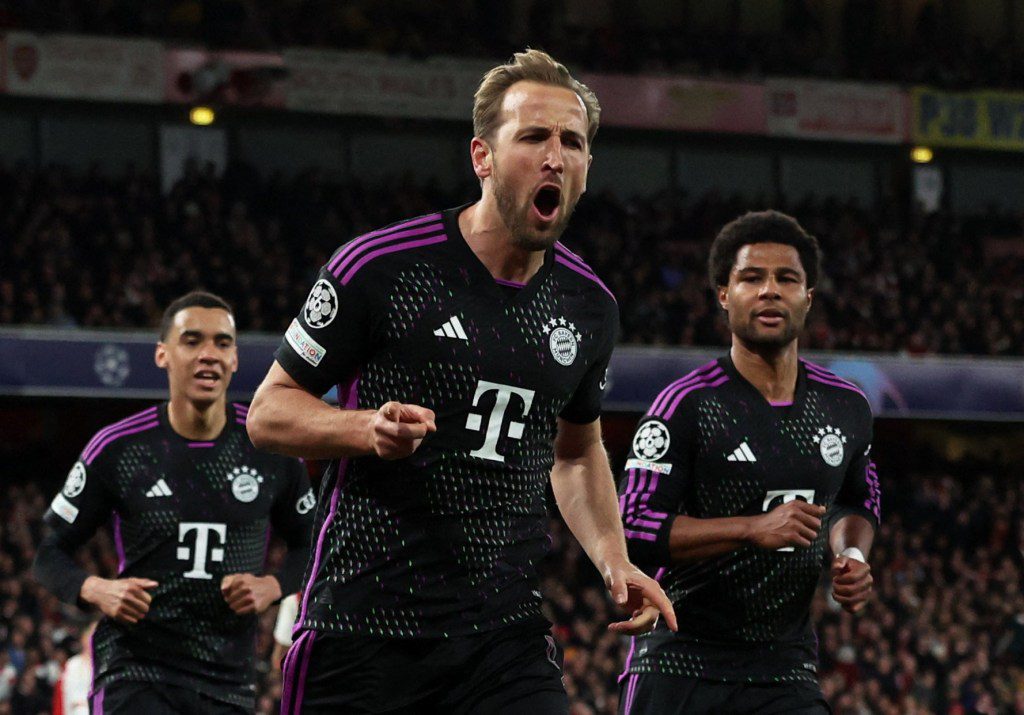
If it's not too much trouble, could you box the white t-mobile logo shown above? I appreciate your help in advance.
[176,522,227,579]
[465,380,536,463]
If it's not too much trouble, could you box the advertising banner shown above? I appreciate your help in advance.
[283,50,487,120]
[913,87,1024,151]
[767,79,907,143]
[582,74,766,134]
[2,330,1021,420]
[164,47,286,107]
[2,32,162,102]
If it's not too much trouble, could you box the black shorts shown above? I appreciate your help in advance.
[90,680,248,715]
[618,673,831,715]
[280,622,567,714]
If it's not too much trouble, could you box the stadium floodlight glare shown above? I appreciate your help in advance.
[910,146,934,164]
[190,106,216,126]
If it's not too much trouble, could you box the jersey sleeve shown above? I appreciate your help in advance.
[831,404,881,529]
[267,458,316,595]
[33,454,117,605]
[559,301,619,424]
[617,397,697,571]
[273,263,376,396]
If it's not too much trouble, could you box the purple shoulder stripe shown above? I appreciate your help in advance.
[337,231,447,285]
[802,360,868,400]
[327,213,443,278]
[554,255,616,302]
[554,241,588,266]
[662,374,729,420]
[233,402,249,425]
[648,361,719,416]
[82,407,159,465]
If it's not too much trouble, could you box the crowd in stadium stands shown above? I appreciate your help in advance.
[2,162,1022,357]
[1,462,1023,713]
[1,0,1023,89]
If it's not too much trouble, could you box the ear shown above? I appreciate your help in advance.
[470,137,492,181]
[229,345,239,375]
[717,285,729,312]
[806,286,814,310]
[154,342,168,369]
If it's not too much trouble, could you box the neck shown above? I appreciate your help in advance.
[167,396,227,441]
[458,198,546,284]
[729,339,799,403]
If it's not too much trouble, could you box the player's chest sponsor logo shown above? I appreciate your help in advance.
[543,316,583,366]
[763,489,816,552]
[228,466,264,503]
[62,461,87,498]
[177,522,226,580]
[465,380,535,463]
[813,426,847,467]
[632,420,670,461]
[296,488,316,514]
[304,279,339,328]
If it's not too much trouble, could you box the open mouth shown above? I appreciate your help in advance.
[532,185,561,221]
[194,370,221,387]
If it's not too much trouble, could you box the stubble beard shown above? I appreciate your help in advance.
[492,170,575,252]
[731,312,803,350]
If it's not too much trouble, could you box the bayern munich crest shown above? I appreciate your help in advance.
[543,317,582,366]
[304,279,339,329]
[814,426,847,467]
[228,466,264,503]
[633,420,670,461]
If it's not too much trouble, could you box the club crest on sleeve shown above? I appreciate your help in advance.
[228,466,264,503]
[296,488,316,514]
[543,317,582,366]
[813,426,847,467]
[632,420,670,461]
[62,461,87,498]
[304,279,339,328]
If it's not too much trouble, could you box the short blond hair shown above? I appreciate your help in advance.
[473,49,601,146]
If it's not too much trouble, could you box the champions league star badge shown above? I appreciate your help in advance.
[543,317,582,366]
[814,426,847,467]
[633,420,671,461]
[304,279,339,329]
[62,461,87,498]
[228,466,264,503]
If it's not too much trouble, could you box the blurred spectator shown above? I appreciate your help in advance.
[2,163,1022,357]
[2,0,1024,89]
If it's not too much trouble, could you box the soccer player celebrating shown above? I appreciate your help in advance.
[618,211,880,714]
[248,49,676,712]
[34,291,315,714]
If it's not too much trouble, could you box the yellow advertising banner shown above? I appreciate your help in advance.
[913,87,1024,151]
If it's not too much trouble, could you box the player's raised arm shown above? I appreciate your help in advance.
[551,417,677,633]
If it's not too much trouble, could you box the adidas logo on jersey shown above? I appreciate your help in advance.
[145,479,173,497]
[434,316,468,341]
[726,442,757,462]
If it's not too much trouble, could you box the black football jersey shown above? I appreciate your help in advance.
[274,206,618,639]
[619,356,880,683]
[35,402,315,708]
